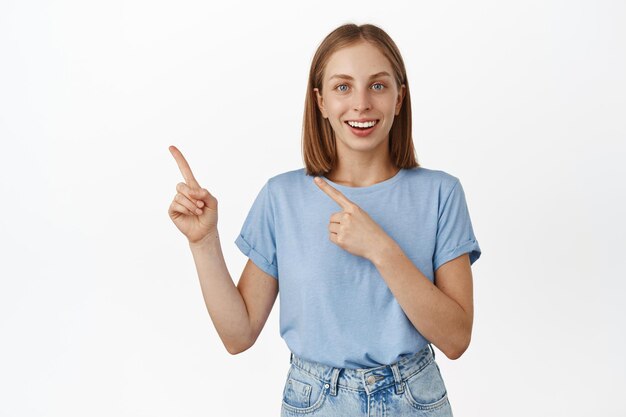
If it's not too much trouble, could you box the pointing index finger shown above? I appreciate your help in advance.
[314,177,354,210]
[169,145,201,188]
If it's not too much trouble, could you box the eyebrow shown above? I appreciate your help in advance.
[328,71,392,81]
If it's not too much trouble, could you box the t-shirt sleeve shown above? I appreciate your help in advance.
[432,179,482,272]
[234,181,279,280]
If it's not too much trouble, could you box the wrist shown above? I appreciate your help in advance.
[188,230,219,249]
[370,234,398,268]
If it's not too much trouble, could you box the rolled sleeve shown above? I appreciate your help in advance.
[433,179,481,271]
[234,181,279,280]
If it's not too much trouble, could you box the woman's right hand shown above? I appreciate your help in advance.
[168,145,219,245]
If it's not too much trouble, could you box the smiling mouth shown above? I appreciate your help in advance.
[345,120,379,129]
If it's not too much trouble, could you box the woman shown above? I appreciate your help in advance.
[168,23,481,416]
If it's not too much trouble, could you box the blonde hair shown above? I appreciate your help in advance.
[302,23,420,176]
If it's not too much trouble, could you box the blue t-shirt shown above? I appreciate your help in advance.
[234,167,481,369]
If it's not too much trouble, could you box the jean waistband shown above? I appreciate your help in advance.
[288,344,436,396]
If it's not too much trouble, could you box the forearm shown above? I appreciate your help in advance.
[371,238,471,359]
[189,230,251,354]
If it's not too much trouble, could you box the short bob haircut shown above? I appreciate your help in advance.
[302,23,420,176]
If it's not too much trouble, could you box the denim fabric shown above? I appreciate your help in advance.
[281,344,453,416]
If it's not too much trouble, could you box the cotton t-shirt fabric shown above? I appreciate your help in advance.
[234,167,481,369]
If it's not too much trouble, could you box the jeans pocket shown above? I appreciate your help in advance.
[402,359,450,411]
[281,365,328,414]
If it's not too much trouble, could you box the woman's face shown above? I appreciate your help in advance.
[315,41,405,157]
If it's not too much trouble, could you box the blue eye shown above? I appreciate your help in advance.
[336,84,349,92]
[372,83,385,91]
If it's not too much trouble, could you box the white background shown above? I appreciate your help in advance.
[1,0,625,416]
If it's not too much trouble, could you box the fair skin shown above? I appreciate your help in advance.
[168,146,279,355]
[314,41,405,187]
[313,40,474,359]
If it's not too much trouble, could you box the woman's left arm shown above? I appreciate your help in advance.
[313,176,474,360]
[372,238,474,360]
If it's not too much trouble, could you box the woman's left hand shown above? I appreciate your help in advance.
[314,176,390,261]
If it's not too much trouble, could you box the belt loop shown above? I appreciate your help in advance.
[329,367,340,396]
[290,352,293,364]
[429,343,436,360]
[390,362,404,395]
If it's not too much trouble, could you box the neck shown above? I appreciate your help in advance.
[325,160,400,188]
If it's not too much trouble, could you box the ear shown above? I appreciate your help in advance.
[314,87,328,118]
[395,84,406,116]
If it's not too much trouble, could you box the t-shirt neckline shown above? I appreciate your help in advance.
[320,168,408,195]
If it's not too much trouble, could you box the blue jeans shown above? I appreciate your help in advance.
[281,344,453,416]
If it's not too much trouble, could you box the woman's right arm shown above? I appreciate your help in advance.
[188,233,254,354]
[168,145,253,354]
[189,235,279,355]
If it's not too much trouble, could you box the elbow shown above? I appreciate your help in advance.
[226,345,243,355]
[445,346,466,360]
[226,344,249,355]
[446,315,473,360]
[225,335,254,355]
[445,332,472,360]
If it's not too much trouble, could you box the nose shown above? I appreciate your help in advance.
[353,88,372,112]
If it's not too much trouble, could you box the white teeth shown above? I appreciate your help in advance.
[347,120,377,128]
